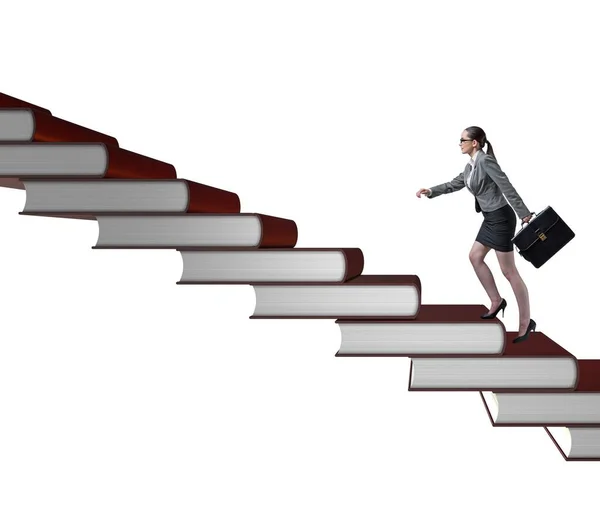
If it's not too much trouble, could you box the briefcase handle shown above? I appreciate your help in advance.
[520,211,537,228]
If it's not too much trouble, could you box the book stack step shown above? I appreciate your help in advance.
[2,91,597,461]
[250,274,421,319]
[335,304,507,357]
[19,179,241,217]
[0,143,173,180]
[407,331,578,392]
[0,110,119,145]
[480,359,600,427]
[93,214,299,250]
[481,359,600,461]
[178,248,362,284]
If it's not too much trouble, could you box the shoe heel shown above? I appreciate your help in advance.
[501,307,505,317]
[512,319,536,344]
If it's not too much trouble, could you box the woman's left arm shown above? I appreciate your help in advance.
[480,155,532,220]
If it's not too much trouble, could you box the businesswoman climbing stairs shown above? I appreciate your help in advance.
[416,126,536,343]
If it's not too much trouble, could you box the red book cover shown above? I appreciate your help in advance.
[250,274,420,289]
[101,144,175,179]
[0,92,51,114]
[244,215,299,249]
[10,108,119,145]
[573,360,600,391]
[186,179,240,213]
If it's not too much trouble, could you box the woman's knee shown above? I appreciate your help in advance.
[469,250,484,266]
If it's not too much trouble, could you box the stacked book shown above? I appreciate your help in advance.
[480,359,600,461]
[1,91,595,461]
[0,91,295,245]
[335,307,598,461]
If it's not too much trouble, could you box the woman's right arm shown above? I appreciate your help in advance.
[424,172,466,198]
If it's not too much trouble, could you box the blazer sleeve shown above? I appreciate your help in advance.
[427,171,465,198]
[479,154,531,219]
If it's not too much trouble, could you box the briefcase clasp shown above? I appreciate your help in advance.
[538,232,547,241]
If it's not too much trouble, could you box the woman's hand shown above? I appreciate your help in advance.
[416,188,431,198]
[522,213,533,224]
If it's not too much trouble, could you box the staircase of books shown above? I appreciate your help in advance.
[1,92,597,462]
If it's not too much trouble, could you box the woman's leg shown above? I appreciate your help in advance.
[469,241,502,312]
[495,249,531,334]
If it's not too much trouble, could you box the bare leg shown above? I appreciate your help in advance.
[468,241,502,313]
[495,249,531,334]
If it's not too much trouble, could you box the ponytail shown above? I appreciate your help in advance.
[485,139,496,161]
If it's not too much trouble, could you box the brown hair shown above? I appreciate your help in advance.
[464,126,496,160]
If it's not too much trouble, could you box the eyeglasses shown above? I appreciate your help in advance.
[459,138,473,143]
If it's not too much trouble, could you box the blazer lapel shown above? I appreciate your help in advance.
[464,162,474,194]
[466,155,482,213]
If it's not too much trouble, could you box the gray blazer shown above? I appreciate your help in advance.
[427,152,531,219]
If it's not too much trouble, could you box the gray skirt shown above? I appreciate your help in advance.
[476,204,517,252]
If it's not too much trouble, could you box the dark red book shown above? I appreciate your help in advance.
[408,331,578,392]
[0,92,51,114]
[480,359,600,427]
[93,213,299,249]
[0,108,118,145]
[250,274,421,319]
[0,143,176,190]
[335,304,507,357]
[19,178,241,217]
[177,247,363,284]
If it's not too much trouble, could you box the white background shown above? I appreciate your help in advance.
[1,1,599,503]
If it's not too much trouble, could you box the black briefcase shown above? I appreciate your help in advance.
[511,206,575,268]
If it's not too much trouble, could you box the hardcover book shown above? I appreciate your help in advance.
[250,274,421,319]
[93,213,298,249]
[480,359,600,426]
[335,304,506,356]
[0,143,175,190]
[20,179,241,216]
[0,109,118,145]
[178,248,363,284]
[408,332,578,392]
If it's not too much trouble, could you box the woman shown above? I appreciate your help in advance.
[416,126,535,343]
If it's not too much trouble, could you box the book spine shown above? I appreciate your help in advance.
[103,144,177,179]
[186,181,241,213]
[0,93,52,115]
[257,214,298,247]
[31,111,119,146]
[573,360,600,391]
[341,248,364,281]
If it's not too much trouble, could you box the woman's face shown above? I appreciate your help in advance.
[459,130,477,157]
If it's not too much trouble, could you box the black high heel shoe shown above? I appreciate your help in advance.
[512,319,536,344]
[480,298,507,319]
